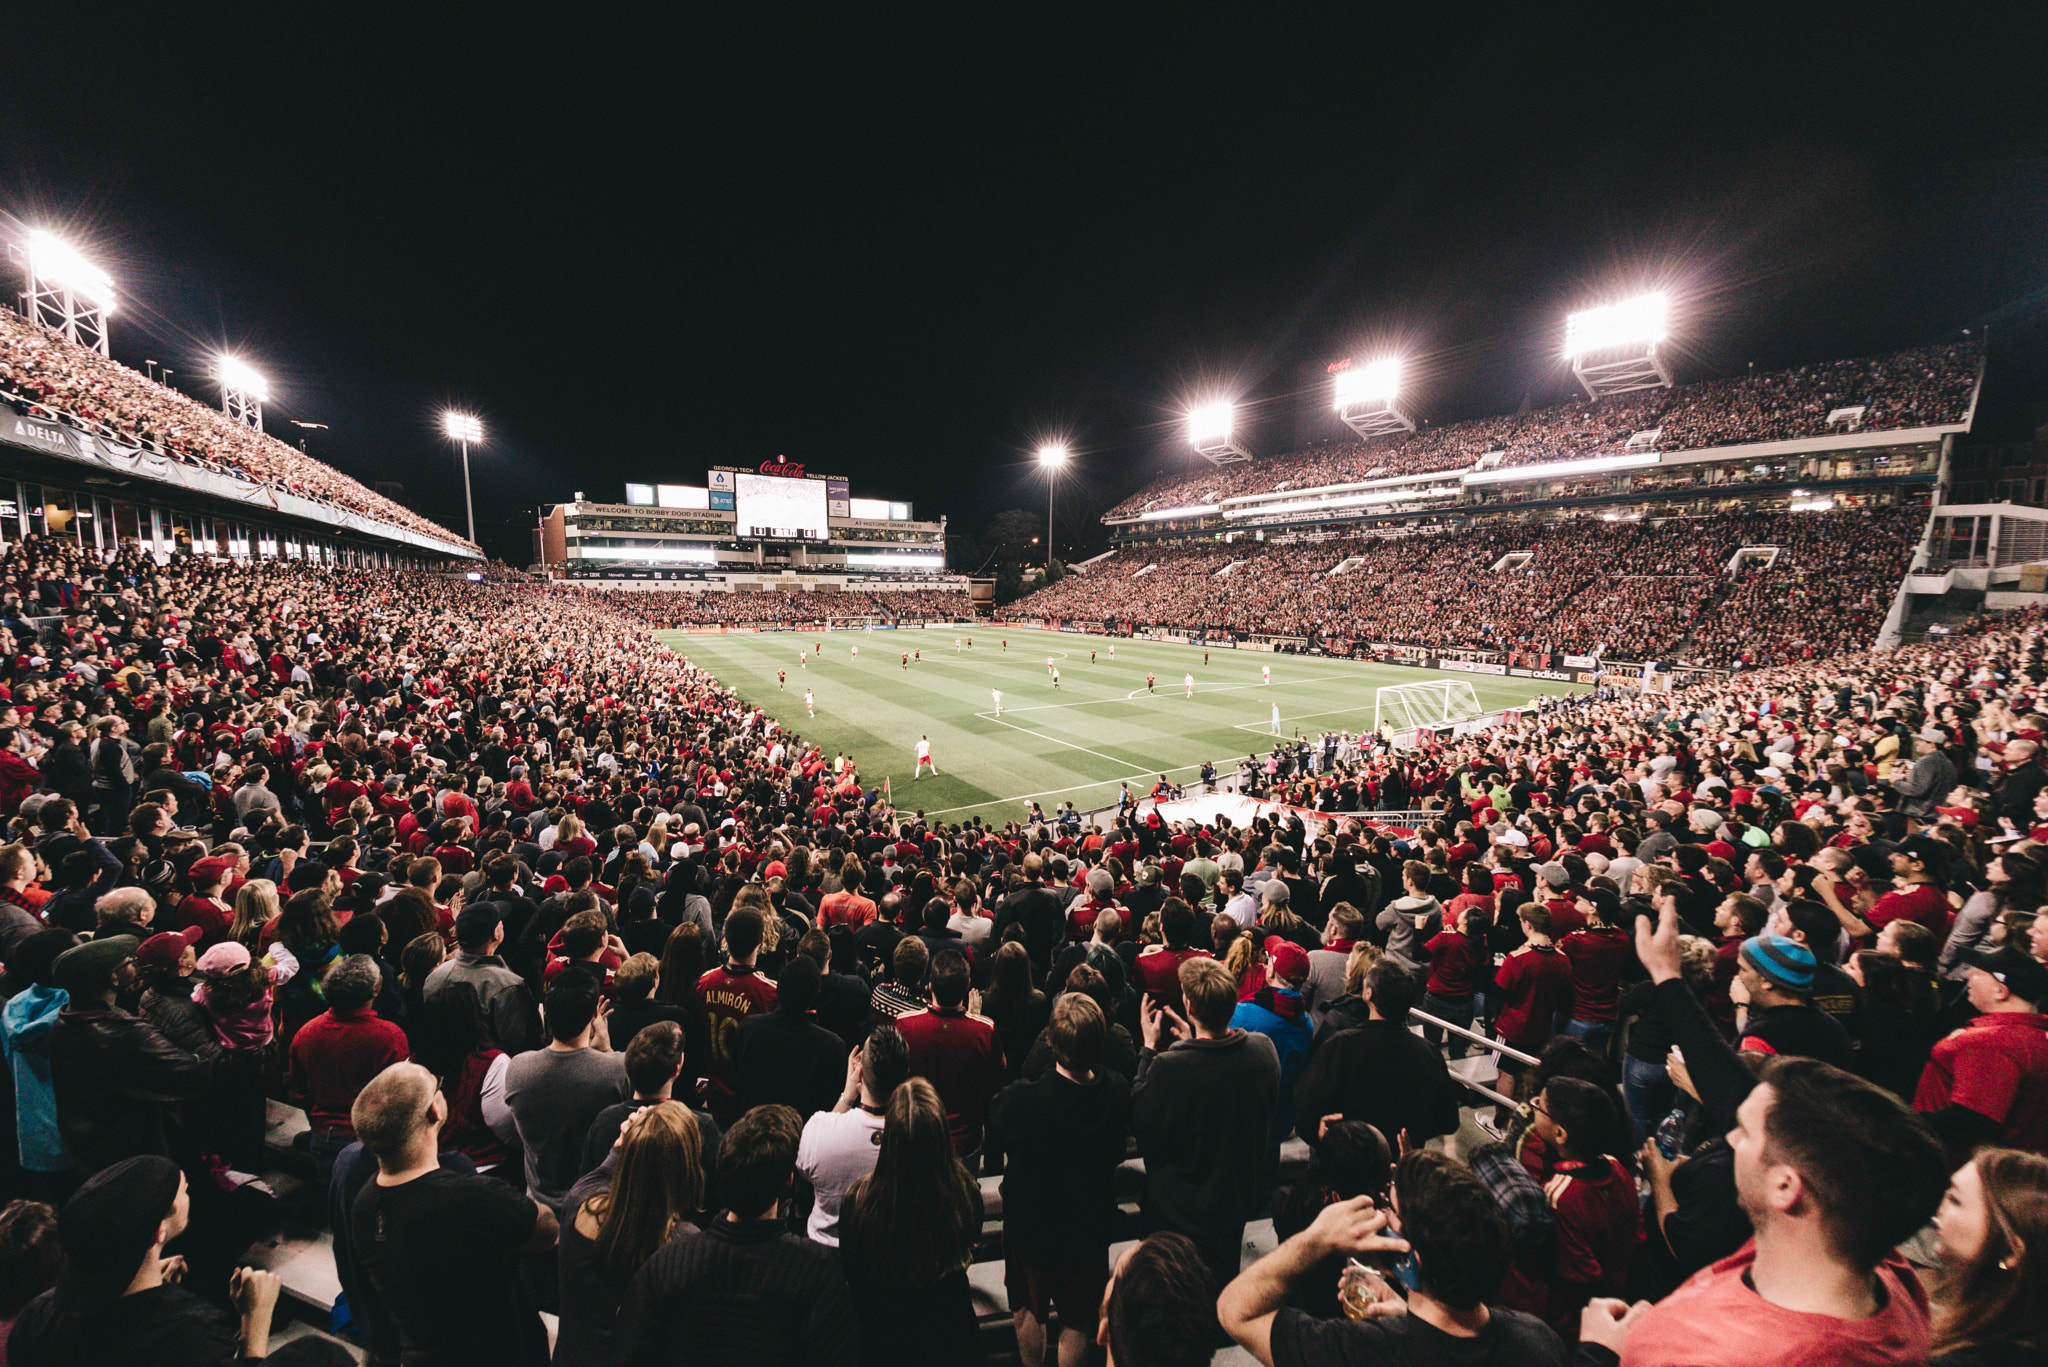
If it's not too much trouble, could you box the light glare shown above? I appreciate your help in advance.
[216,355,270,402]
[1188,401,1234,443]
[27,231,115,312]
[1564,294,1668,358]
[442,412,484,443]
[1334,358,1401,409]
[1037,444,1070,468]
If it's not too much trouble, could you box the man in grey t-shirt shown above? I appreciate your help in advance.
[503,975,628,1210]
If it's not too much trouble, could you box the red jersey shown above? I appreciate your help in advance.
[1558,925,1632,1024]
[1131,947,1212,1016]
[1493,943,1573,1051]
[895,1006,1005,1155]
[1867,883,1950,938]
[1423,928,1485,999]
[1913,1011,2048,1157]
[695,963,778,1121]
[817,889,877,930]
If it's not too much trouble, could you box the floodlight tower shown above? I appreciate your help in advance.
[1333,359,1416,439]
[19,230,114,356]
[1188,401,1252,466]
[1037,444,1068,565]
[441,411,484,544]
[1564,293,1674,400]
[217,356,269,432]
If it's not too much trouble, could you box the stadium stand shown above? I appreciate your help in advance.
[0,306,477,550]
[1,523,2044,1364]
[1003,507,1926,667]
[1104,341,1980,521]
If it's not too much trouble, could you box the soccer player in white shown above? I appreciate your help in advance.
[1262,664,1271,685]
[804,689,815,717]
[1271,702,1282,736]
[955,638,962,651]
[991,688,1002,716]
[1184,673,1194,697]
[915,735,937,777]
[1051,668,1060,689]
[1108,644,1114,659]
[1047,655,1055,673]
[850,644,858,661]
[800,650,807,668]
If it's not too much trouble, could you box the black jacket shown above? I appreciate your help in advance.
[50,1000,211,1175]
[1292,1017,1461,1148]
[1131,1031,1280,1240]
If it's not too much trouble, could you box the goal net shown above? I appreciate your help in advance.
[1374,679,1485,735]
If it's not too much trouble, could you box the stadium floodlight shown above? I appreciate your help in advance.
[1333,357,1416,439]
[1187,401,1252,466]
[440,412,485,544]
[20,229,115,355]
[1037,443,1069,468]
[217,355,269,432]
[1563,293,1674,399]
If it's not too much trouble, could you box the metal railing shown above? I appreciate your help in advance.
[1408,1006,1540,1111]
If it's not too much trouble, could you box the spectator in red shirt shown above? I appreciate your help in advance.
[817,857,878,930]
[1491,902,1573,1131]
[693,905,778,1126]
[1423,901,1489,1057]
[174,855,236,950]
[289,953,410,1182]
[1914,947,2048,1162]
[1507,1077,1640,1340]
[1559,888,1633,1056]
[1869,836,1955,942]
[896,948,1005,1167]
[1131,899,1212,1019]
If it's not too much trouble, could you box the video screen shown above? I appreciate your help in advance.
[735,472,828,540]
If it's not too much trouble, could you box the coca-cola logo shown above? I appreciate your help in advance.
[759,459,805,478]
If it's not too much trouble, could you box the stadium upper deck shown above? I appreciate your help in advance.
[1104,340,1981,531]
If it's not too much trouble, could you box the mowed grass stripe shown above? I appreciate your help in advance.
[654,627,1583,825]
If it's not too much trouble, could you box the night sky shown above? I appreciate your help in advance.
[2,7,2044,562]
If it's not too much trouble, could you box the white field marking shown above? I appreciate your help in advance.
[1120,679,1321,701]
[919,759,1218,817]
[1232,702,1385,734]
[972,711,1154,770]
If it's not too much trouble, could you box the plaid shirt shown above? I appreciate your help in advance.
[1466,1140,1554,1257]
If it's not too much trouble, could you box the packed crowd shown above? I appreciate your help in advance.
[1004,507,1927,668]
[0,524,2043,1366]
[577,587,976,628]
[0,309,476,551]
[1106,342,1980,522]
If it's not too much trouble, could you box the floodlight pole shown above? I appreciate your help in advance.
[1046,475,1055,568]
[458,437,475,545]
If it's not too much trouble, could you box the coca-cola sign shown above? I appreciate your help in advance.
[759,459,806,478]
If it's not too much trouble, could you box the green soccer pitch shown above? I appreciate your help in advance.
[653,626,1587,827]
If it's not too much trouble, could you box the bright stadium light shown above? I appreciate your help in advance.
[1564,293,1668,359]
[1333,358,1400,408]
[22,230,115,355]
[1333,357,1415,439]
[442,411,484,444]
[1563,293,1674,399]
[1187,401,1252,466]
[440,412,485,544]
[216,356,270,402]
[216,355,270,432]
[27,231,115,312]
[1188,402,1233,442]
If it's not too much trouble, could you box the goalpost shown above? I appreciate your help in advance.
[1374,679,1486,737]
